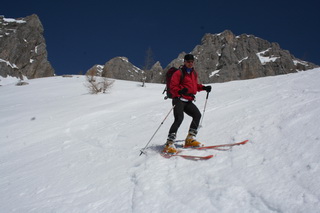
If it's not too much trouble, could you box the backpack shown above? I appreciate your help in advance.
[162,67,185,99]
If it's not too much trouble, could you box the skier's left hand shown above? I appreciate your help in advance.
[203,85,212,93]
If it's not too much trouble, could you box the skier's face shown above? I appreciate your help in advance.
[184,60,194,69]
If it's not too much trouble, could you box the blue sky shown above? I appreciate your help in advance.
[2,0,319,75]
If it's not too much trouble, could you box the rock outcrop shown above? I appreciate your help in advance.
[101,57,143,82]
[87,30,318,84]
[0,14,54,79]
[167,30,318,83]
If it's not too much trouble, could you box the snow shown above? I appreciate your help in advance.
[120,57,129,63]
[3,17,26,24]
[293,60,308,65]
[0,58,18,69]
[1,69,320,212]
[0,75,21,85]
[209,70,220,78]
[257,49,279,65]
[238,56,248,64]
[293,59,310,70]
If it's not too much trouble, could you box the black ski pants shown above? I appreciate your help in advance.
[169,98,201,135]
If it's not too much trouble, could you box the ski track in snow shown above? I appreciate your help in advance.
[1,69,320,212]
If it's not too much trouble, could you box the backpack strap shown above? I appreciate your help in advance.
[178,67,185,84]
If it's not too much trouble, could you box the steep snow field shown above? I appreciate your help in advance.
[1,68,320,212]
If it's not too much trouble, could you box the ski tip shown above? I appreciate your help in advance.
[240,140,249,144]
[203,154,214,159]
[180,154,214,160]
[199,155,214,160]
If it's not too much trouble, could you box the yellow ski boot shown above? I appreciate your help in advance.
[163,133,177,154]
[163,140,177,154]
[184,129,202,147]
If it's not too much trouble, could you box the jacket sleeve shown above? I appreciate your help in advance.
[197,83,204,92]
[170,70,183,98]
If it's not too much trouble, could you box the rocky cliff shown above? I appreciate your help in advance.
[87,57,164,83]
[166,30,318,83]
[101,57,143,81]
[0,14,54,79]
[89,30,318,84]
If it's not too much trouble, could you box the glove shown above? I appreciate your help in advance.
[178,88,188,95]
[203,85,212,93]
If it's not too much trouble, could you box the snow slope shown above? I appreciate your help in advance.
[1,69,320,213]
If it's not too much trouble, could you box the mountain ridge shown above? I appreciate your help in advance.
[1,14,318,83]
[89,30,318,83]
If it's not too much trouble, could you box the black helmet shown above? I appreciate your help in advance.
[184,54,194,61]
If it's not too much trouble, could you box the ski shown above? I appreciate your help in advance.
[181,140,249,150]
[160,140,248,160]
[161,152,214,160]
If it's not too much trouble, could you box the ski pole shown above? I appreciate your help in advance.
[139,105,175,156]
[199,91,210,130]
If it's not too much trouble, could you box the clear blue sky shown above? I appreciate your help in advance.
[2,0,319,75]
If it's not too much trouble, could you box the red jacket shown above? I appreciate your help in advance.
[170,67,204,101]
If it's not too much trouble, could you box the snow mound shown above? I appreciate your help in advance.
[1,69,320,212]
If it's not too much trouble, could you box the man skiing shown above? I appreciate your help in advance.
[163,54,211,154]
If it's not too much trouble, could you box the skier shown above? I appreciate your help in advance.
[163,54,211,154]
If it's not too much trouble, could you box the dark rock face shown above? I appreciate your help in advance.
[190,30,317,83]
[144,61,163,83]
[0,14,54,79]
[87,30,318,84]
[101,57,143,81]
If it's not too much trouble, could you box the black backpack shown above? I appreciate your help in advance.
[162,67,185,99]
